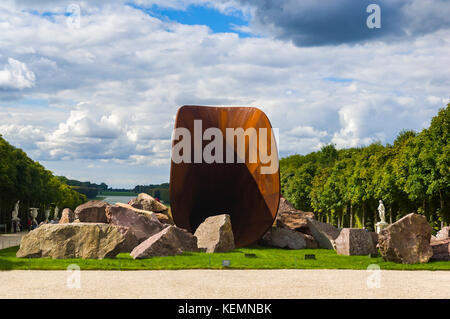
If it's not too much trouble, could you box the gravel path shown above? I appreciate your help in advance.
[1,269,449,298]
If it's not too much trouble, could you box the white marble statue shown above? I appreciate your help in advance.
[45,209,51,223]
[54,206,59,220]
[30,208,39,225]
[378,200,386,224]
[11,200,20,221]
[11,200,21,232]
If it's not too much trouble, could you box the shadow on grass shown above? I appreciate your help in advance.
[0,246,29,270]
[0,258,29,270]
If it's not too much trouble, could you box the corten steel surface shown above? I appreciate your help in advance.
[169,105,280,247]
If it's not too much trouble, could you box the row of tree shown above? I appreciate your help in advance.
[0,135,87,230]
[133,183,170,203]
[280,104,450,231]
[57,176,108,199]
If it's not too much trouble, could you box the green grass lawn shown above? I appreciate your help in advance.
[1,245,449,271]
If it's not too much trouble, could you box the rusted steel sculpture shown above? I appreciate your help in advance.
[170,105,280,248]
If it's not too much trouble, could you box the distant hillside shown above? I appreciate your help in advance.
[57,176,108,199]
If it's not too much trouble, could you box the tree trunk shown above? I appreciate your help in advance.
[350,201,353,228]
[439,189,445,228]
[423,198,429,222]
[374,208,377,232]
[362,203,365,229]
[389,207,392,224]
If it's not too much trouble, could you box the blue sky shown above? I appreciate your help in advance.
[126,3,251,37]
[0,0,449,188]
[323,77,353,83]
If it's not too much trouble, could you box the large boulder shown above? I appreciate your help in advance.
[335,228,377,256]
[278,196,297,212]
[115,202,156,219]
[303,233,319,249]
[154,211,174,225]
[260,227,317,249]
[129,193,168,213]
[16,223,126,259]
[74,200,110,223]
[378,213,433,264]
[59,208,75,224]
[436,226,450,240]
[430,238,450,261]
[106,205,167,252]
[194,214,235,253]
[116,202,174,225]
[306,218,341,250]
[275,197,314,235]
[130,225,199,259]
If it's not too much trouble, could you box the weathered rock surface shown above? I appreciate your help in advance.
[430,238,450,261]
[115,202,156,219]
[106,205,166,252]
[194,214,235,253]
[306,218,341,250]
[436,226,450,240]
[16,223,125,259]
[275,197,314,235]
[59,208,75,224]
[378,213,433,264]
[303,233,319,249]
[261,227,313,249]
[335,228,377,256]
[116,202,174,225]
[74,200,110,223]
[154,212,174,225]
[278,196,297,213]
[130,225,199,259]
[129,193,168,213]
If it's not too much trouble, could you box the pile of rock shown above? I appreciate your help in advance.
[17,193,236,260]
[262,197,450,265]
[262,204,378,256]
[275,197,315,234]
[128,193,174,225]
[260,197,331,251]
[17,191,447,265]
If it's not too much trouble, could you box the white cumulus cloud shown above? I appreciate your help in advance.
[0,58,36,89]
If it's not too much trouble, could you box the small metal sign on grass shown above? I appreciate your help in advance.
[222,260,231,267]
[304,254,316,260]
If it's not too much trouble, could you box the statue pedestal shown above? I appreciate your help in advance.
[376,221,389,234]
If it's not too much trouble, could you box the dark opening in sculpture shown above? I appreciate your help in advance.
[169,105,280,248]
